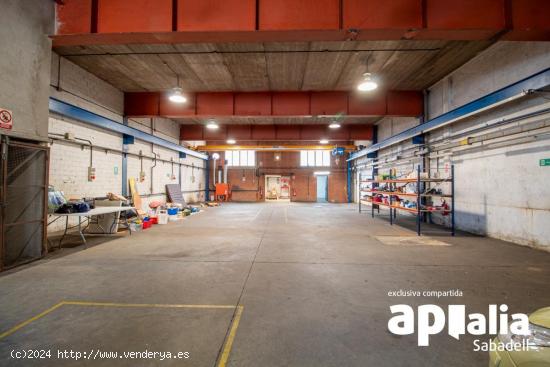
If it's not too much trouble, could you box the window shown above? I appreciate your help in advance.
[300,150,330,167]
[225,150,256,167]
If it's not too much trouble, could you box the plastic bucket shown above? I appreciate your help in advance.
[167,208,178,216]
[158,213,168,225]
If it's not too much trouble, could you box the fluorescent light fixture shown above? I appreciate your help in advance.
[357,72,378,92]
[169,87,187,103]
[211,153,220,160]
[206,121,219,130]
[227,139,236,144]
[314,171,330,175]
[320,139,329,144]
[329,122,341,129]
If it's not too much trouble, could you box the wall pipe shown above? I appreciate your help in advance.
[354,106,550,169]
[47,136,207,169]
[348,68,550,161]
[49,97,208,160]
[49,132,93,168]
[361,121,550,170]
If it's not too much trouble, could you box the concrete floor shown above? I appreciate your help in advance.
[1,202,550,366]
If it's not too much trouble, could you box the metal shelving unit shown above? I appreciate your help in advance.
[359,165,455,236]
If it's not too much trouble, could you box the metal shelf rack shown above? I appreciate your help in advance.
[359,165,455,236]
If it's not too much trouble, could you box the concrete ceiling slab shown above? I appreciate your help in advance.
[58,40,492,94]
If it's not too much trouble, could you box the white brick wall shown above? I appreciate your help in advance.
[48,54,206,234]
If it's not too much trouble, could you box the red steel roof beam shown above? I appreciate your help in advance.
[125,91,423,118]
[53,0,550,45]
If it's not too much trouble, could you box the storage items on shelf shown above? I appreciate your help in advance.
[359,165,455,236]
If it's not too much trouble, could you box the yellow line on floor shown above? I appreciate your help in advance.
[0,301,238,341]
[218,305,244,367]
[2,301,245,366]
[0,302,65,340]
[62,301,236,309]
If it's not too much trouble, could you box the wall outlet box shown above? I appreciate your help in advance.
[88,166,96,181]
[139,171,146,182]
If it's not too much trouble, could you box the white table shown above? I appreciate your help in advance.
[51,206,136,248]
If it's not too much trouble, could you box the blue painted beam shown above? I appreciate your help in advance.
[348,68,550,161]
[49,98,208,160]
[346,156,352,203]
[204,159,210,202]
[121,117,129,196]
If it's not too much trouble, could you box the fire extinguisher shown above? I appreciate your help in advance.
[293,189,297,197]
[259,187,263,199]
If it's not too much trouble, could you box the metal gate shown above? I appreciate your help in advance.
[0,137,49,271]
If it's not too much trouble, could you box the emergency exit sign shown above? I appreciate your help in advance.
[540,159,550,166]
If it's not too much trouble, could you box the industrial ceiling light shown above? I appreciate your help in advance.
[329,122,341,129]
[357,54,378,92]
[169,75,187,103]
[206,120,219,130]
[357,73,378,92]
[211,153,220,160]
[169,87,187,103]
[320,139,329,144]
[227,138,236,144]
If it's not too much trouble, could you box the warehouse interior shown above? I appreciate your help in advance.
[0,1,549,366]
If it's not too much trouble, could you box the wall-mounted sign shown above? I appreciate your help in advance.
[540,158,550,167]
[0,108,13,130]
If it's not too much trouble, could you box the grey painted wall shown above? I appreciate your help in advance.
[0,0,54,141]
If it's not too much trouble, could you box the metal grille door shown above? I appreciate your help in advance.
[0,139,48,270]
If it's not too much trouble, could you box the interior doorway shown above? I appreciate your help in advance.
[264,175,290,202]
[316,175,328,202]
